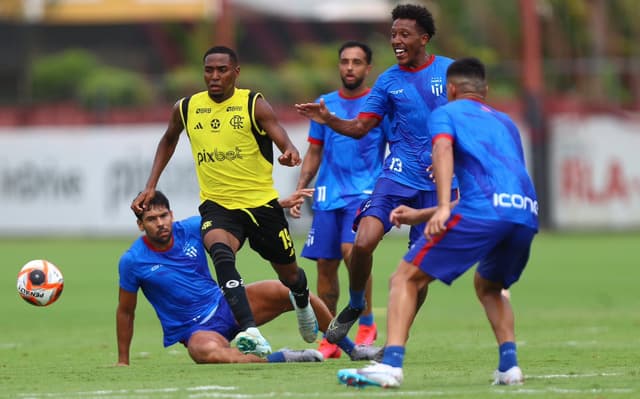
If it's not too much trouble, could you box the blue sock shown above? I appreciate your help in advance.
[349,289,365,309]
[336,337,355,356]
[381,345,405,368]
[266,351,286,363]
[498,342,518,372]
[359,313,374,326]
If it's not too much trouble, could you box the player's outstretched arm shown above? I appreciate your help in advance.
[390,200,460,227]
[116,288,138,366]
[279,188,314,211]
[390,205,437,227]
[131,102,184,214]
[295,98,376,139]
[294,98,331,125]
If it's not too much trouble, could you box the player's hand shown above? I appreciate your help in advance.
[278,148,301,167]
[425,205,451,240]
[390,205,420,227]
[289,204,302,218]
[131,188,156,215]
[294,98,331,124]
[279,187,314,211]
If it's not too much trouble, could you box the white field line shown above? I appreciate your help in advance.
[14,374,631,399]
[527,372,622,379]
[16,383,634,399]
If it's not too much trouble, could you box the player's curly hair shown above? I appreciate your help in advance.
[391,4,436,38]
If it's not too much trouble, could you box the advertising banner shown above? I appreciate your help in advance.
[551,115,640,229]
[0,124,308,236]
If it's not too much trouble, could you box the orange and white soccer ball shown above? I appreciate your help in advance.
[16,259,64,306]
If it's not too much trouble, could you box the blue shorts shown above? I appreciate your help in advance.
[353,178,458,247]
[178,299,240,346]
[404,215,536,287]
[301,202,360,260]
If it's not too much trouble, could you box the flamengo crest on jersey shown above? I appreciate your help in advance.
[179,89,278,209]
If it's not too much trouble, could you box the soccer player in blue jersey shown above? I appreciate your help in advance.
[117,191,382,365]
[337,58,539,388]
[292,41,386,357]
[295,4,459,343]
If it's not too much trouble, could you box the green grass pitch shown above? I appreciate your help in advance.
[1,231,639,398]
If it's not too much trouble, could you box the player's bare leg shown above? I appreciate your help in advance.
[474,272,523,385]
[337,260,426,388]
[386,260,431,346]
[474,272,515,344]
[326,216,384,343]
[316,258,341,314]
[187,331,266,363]
[316,258,342,357]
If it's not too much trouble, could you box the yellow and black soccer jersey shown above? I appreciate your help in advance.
[179,88,278,209]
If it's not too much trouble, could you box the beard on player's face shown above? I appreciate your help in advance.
[341,76,365,91]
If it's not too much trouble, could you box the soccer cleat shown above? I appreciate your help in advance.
[234,327,272,357]
[289,292,318,343]
[354,322,378,345]
[337,361,403,388]
[492,366,524,385]
[318,338,341,359]
[279,348,324,362]
[349,344,383,361]
[325,303,364,344]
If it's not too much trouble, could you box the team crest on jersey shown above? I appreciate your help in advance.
[210,118,221,132]
[431,76,444,96]
[230,115,244,130]
[183,242,198,258]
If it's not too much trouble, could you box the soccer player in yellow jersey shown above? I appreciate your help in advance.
[131,46,318,356]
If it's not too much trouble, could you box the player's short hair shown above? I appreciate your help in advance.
[134,190,171,220]
[338,40,373,64]
[203,46,238,65]
[446,57,486,81]
[391,4,436,38]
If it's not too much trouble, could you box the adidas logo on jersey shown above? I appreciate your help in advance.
[194,122,204,130]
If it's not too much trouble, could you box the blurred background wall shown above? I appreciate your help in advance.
[0,0,639,235]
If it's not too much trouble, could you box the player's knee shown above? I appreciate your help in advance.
[278,266,307,291]
[474,274,502,300]
[209,242,235,266]
[352,238,377,256]
[389,268,408,289]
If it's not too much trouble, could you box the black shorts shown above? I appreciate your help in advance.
[199,199,296,265]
